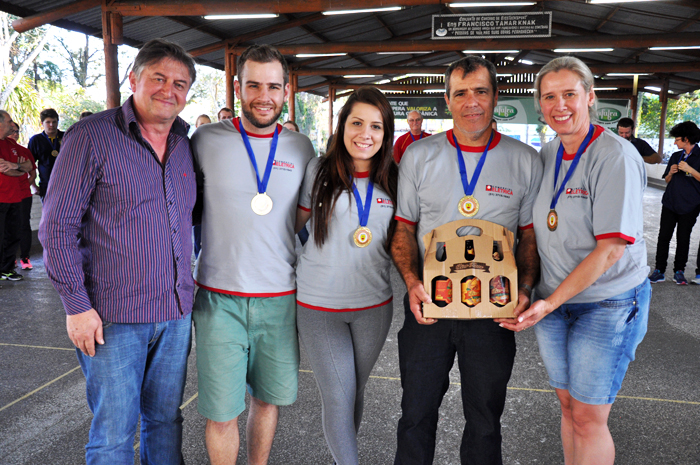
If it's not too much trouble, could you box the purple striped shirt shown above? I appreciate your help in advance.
[39,96,196,323]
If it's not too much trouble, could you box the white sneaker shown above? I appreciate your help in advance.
[693,274,700,285]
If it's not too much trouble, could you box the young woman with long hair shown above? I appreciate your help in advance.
[294,86,398,465]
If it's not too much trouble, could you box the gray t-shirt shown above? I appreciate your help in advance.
[395,130,543,263]
[192,118,314,295]
[296,157,394,310]
[532,126,649,303]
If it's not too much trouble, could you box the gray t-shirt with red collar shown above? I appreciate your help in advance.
[532,126,649,303]
[395,130,543,264]
[192,118,314,296]
[296,157,395,311]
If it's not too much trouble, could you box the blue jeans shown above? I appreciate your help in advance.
[76,314,192,465]
[534,280,650,405]
[395,294,515,465]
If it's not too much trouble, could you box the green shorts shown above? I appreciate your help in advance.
[193,289,299,422]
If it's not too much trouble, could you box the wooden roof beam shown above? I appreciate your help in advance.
[12,0,101,33]
[296,62,700,76]
[189,12,325,57]
[230,32,700,55]
[594,6,620,32]
[108,0,449,16]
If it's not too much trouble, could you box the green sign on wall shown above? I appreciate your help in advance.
[388,96,629,126]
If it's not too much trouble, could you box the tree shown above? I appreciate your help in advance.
[0,12,51,107]
[57,34,103,88]
[2,74,41,143]
[186,67,227,118]
[638,90,700,138]
[41,82,104,128]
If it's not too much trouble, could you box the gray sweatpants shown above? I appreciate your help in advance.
[297,303,393,465]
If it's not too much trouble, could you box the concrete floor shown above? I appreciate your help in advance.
[1,186,699,465]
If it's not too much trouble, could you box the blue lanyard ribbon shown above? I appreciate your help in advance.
[410,132,422,142]
[351,179,374,228]
[452,130,494,197]
[550,124,595,210]
[680,145,697,162]
[239,121,278,194]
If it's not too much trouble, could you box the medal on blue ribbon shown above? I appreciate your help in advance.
[44,133,60,157]
[240,122,278,216]
[351,179,374,247]
[548,124,595,231]
[453,130,494,217]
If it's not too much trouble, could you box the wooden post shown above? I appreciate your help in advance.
[630,74,639,132]
[288,72,297,122]
[658,79,669,155]
[225,44,236,112]
[328,86,335,137]
[102,5,121,109]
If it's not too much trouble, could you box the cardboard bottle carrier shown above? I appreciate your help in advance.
[422,218,518,319]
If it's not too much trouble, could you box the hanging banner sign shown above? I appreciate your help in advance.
[387,97,450,120]
[388,97,629,125]
[594,102,630,131]
[432,12,552,39]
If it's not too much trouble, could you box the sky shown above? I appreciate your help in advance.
[39,25,222,125]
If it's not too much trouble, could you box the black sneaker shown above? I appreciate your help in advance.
[0,270,23,281]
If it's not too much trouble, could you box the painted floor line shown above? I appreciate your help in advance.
[180,392,198,410]
[301,369,700,406]
[0,365,82,413]
[0,342,74,351]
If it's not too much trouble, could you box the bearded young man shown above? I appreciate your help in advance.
[190,44,315,465]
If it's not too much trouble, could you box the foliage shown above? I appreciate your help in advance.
[187,67,228,119]
[31,59,62,89]
[1,75,41,143]
[0,12,51,107]
[39,81,104,129]
[2,12,50,77]
[638,90,700,138]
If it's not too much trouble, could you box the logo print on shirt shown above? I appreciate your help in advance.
[566,187,589,198]
[377,198,393,207]
[272,160,295,171]
[566,187,588,197]
[485,184,513,197]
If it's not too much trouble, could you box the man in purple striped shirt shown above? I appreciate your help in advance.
[40,39,197,465]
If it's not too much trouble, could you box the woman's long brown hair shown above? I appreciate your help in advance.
[311,86,398,250]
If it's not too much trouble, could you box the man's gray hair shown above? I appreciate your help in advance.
[0,110,9,122]
[132,38,196,86]
[534,56,597,119]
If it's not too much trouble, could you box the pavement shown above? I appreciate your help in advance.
[1,185,699,465]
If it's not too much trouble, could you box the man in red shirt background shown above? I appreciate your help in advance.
[0,110,34,281]
[393,110,430,164]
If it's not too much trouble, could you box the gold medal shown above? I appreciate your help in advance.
[547,209,558,231]
[51,150,58,157]
[251,193,273,215]
[458,195,479,217]
[353,226,372,247]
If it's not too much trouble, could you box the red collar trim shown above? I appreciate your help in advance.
[354,171,370,178]
[446,130,501,152]
[233,117,281,138]
[562,125,605,160]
